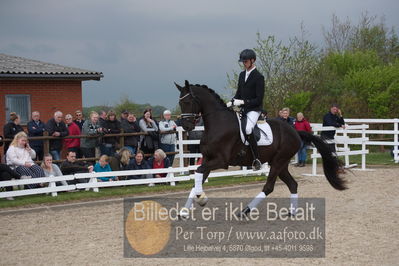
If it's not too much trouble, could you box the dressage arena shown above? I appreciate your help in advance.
[0,165,398,265]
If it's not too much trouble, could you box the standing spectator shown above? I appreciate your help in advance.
[294,112,312,167]
[94,155,117,181]
[187,115,203,165]
[3,112,24,154]
[321,104,346,153]
[6,132,45,188]
[278,107,295,126]
[27,111,45,160]
[159,110,177,164]
[147,149,171,178]
[41,154,68,186]
[102,110,121,156]
[60,151,93,185]
[121,112,140,155]
[120,110,129,122]
[81,111,103,159]
[73,110,85,131]
[139,109,159,154]
[125,151,152,180]
[98,110,107,128]
[64,114,81,158]
[46,111,69,161]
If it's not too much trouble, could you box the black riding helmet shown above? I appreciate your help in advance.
[238,49,256,62]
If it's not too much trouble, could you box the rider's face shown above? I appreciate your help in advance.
[243,59,255,70]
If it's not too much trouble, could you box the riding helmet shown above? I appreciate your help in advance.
[238,49,256,62]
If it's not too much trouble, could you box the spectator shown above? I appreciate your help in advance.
[46,111,69,161]
[321,104,346,153]
[139,109,159,154]
[294,112,312,167]
[27,111,45,160]
[60,151,93,185]
[41,154,68,186]
[278,107,295,126]
[81,111,103,159]
[147,149,171,178]
[98,110,107,128]
[159,110,177,164]
[73,110,85,131]
[109,147,132,172]
[94,155,117,181]
[101,110,121,156]
[121,112,140,155]
[6,132,44,188]
[3,112,24,154]
[64,114,81,158]
[120,110,129,122]
[0,163,29,200]
[125,151,152,180]
[187,115,203,165]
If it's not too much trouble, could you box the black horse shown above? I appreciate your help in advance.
[176,80,346,216]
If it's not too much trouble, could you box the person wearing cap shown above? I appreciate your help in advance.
[321,104,346,153]
[120,110,129,122]
[159,110,177,164]
[226,49,265,170]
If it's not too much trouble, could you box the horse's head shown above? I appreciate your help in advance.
[175,80,201,131]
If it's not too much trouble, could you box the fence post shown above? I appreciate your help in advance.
[43,131,50,155]
[119,128,124,148]
[361,124,367,169]
[343,127,349,167]
[177,127,184,169]
[394,119,399,163]
[311,130,318,175]
[167,168,176,186]
[49,180,57,197]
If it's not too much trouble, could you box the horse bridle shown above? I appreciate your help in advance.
[179,87,201,122]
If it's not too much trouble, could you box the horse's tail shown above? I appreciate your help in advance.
[297,131,347,190]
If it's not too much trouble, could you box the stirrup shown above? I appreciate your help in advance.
[252,159,262,171]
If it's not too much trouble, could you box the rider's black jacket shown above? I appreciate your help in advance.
[234,68,265,114]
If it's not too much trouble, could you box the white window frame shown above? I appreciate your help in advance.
[5,94,31,125]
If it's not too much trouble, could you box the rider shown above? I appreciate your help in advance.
[227,49,265,170]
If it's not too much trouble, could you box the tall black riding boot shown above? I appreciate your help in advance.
[247,133,262,171]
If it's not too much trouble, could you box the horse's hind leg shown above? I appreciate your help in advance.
[279,167,299,215]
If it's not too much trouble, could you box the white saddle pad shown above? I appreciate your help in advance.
[236,112,273,146]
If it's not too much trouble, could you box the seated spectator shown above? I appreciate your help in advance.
[101,110,121,156]
[139,109,159,154]
[41,154,68,186]
[278,107,295,126]
[3,112,24,154]
[81,111,103,159]
[46,111,69,161]
[159,110,177,164]
[94,155,117,182]
[6,132,45,188]
[125,151,152,180]
[73,110,85,131]
[0,163,29,200]
[147,149,171,178]
[109,148,132,171]
[27,111,45,160]
[294,112,312,167]
[60,151,94,176]
[64,114,81,158]
[121,112,140,155]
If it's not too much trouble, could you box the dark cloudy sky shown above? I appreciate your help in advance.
[1,0,398,109]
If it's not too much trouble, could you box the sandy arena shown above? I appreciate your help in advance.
[0,165,398,266]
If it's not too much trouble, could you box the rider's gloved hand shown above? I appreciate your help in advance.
[233,99,245,106]
[226,101,233,108]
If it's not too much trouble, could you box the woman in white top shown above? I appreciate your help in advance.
[41,154,68,186]
[6,131,45,185]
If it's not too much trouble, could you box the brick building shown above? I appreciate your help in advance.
[0,53,103,135]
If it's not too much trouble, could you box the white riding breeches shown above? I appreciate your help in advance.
[245,111,261,135]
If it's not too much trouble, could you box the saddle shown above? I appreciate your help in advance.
[236,111,273,146]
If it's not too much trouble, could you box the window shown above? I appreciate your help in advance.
[5,94,31,125]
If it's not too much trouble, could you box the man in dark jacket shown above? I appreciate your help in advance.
[46,111,69,161]
[60,151,93,184]
[27,111,45,160]
[226,49,265,170]
[121,113,140,155]
[3,112,24,154]
[321,104,346,152]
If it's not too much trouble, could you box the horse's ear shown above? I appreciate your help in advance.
[185,80,190,88]
[174,82,183,92]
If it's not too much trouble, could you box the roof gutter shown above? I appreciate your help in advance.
[0,73,104,81]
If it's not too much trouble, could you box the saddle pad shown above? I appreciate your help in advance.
[236,112,273,146]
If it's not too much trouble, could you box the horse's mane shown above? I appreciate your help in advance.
[192,84,227,107]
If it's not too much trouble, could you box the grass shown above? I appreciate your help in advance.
[0,174,267,209]
[306,152,398,165]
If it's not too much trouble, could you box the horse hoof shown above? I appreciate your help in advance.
[179,207,190,220]
[239,206,251,218]
[195,192,208,207]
